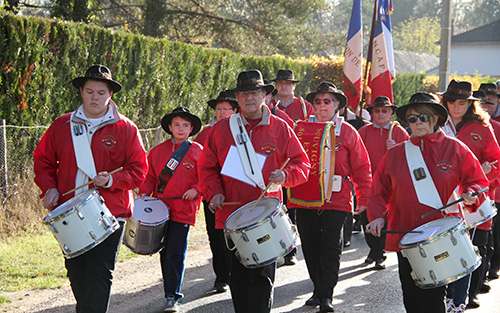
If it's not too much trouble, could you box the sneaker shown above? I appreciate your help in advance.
[453,303,466,313]
[445,298,453,313]
[214,281,228,293]
[164,296,179,312]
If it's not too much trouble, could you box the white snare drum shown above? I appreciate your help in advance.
[463,199,497,229]
[399,216,481,289]
[43,189,119,259]
[224,197,297,268]
[123,197,169,255]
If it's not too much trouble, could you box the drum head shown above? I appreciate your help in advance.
[45,188,97,220]
[400,216,462,245]
[133,197,169,224]
[225,197,280,230]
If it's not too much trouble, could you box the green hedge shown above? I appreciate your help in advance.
[392,73,427,106]
[0,12,313,128]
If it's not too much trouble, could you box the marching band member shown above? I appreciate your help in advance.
[358,96,409,269]
[440,80,500,311]
[138,107,203,312]
[194,91,238,293]
[366,92,489,313]
[197,69,310,313]
[33,64,148,313]
[287,82,372,312]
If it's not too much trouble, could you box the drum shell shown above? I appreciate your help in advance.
[224,197,297,268]
[123,197,169,255]
[463,199,497,229]
[399,217,481,288]
[43,189,119,259]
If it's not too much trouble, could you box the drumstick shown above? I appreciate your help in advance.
[489,160,498,165]
[62,167,123,196]
[383,230,424,234]
[249,158,290,211]
[145,196,183,201]
[221,202,241,206]
[420,187,489,219]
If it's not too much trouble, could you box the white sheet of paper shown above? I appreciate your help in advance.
[221,145,266,187]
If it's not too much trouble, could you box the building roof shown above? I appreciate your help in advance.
[452,19,500,44]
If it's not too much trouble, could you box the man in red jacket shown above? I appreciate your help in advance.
[198,69,310,313]
[34,64,148,313]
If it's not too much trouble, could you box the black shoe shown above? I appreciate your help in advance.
[305,295,319,306]
[479,281,490,294]
[353,220,362,232]
[374,256,387,270]
[364,257,375,264]
[214,282,228,293]
[319,298,334,312]
[466,298,480,309]
[343,241,351,248]
[284,255,297,266]
[488,269,499,280]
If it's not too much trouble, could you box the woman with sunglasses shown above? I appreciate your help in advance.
[440,80,500,312]
[287,82,372,312]
[366,92,489,313]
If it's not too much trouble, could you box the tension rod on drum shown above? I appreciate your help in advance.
[248,158,290,211]
[62,167,123,196]
[420,187,489,219]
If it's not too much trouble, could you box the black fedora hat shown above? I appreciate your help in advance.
[396,92,448,126]
[161,107,202,136]
[271,69,300,83]
[227,70,275,95]
[367,96,398,114]
[478,83,500,97]
[72,64,122,93]
[439,79,479,101]
[306,82,347,109]
[473,90,494,105]
[207,91,239,110]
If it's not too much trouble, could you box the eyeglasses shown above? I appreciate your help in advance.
[236,90,263,98]
[407,114,432,123]
[372,108,390,114]
[215,107,235,112]
[314,98,335,105]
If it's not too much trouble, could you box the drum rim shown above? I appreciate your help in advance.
[399,216,464,248]
[43,189,98,224]
[224,197,282,231]
[464,207,497,228]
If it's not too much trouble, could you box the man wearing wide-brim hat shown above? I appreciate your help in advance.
[270,69,316,121]
[478,83,500,121]
[198,69,310,313]
[34,64,148,312]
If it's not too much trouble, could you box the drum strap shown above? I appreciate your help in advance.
[325,124,336,199]
[229,114,266,190]
[157,140,191,194]
[70,116,97,194]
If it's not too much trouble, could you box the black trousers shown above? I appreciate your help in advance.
[469,228,488,301]
[397,252,446,313]
[226,247,276,313]
[65,222,125,313]
[203,200,230,284]
[296,208,347,299]
[489,210,500,271]
[360,210,386,260]
[282,187,297,258]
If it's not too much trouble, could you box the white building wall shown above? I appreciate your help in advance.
[450,43,500,76]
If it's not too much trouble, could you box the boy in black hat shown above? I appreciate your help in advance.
[478,83,500,121]
[139,107,203,312]
[34,64,148,312]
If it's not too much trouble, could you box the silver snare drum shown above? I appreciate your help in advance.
[43,188,119,259]
[123,197,169,255]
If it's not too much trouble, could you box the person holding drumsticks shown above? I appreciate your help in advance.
[33,64,148,313]
[439,80,500,311]
[287,82,372,312]
[366,92,489,313]
[198,69,310,313]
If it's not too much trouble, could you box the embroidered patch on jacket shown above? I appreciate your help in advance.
[102,135,117,148]
[437,160,452,173]
[470,131,482,142]
[261,143,276,156]
[183,160,195,171]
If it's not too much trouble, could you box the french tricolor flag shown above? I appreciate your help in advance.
[367,0,395,106]
[343,0,363,111]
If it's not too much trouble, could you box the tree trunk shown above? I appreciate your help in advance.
[142,0,167,38]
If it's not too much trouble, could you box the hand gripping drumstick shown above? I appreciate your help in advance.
[249,158,290,211]
[62,167,123,196]
[420,187,489,219]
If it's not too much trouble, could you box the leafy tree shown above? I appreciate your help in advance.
[393,16,440,54]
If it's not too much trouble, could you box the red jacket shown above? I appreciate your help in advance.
[267,104,295,128]
[198,106,311,229]
[456,121,500,230]
[271,97,315,121]
[139,139,202,226]
[358,123,410,174]
[288,120,372,212]
[367,131,489,252]
[194,117,218,147]
[488,119,500,202]
[33,105,148,219]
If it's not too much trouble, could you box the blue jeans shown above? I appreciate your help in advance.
[160,220,190,300]
[447,274,470,306]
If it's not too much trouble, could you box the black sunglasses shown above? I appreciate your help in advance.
[407,114,432,123]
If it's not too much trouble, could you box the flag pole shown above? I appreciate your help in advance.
[361,0,379,113]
